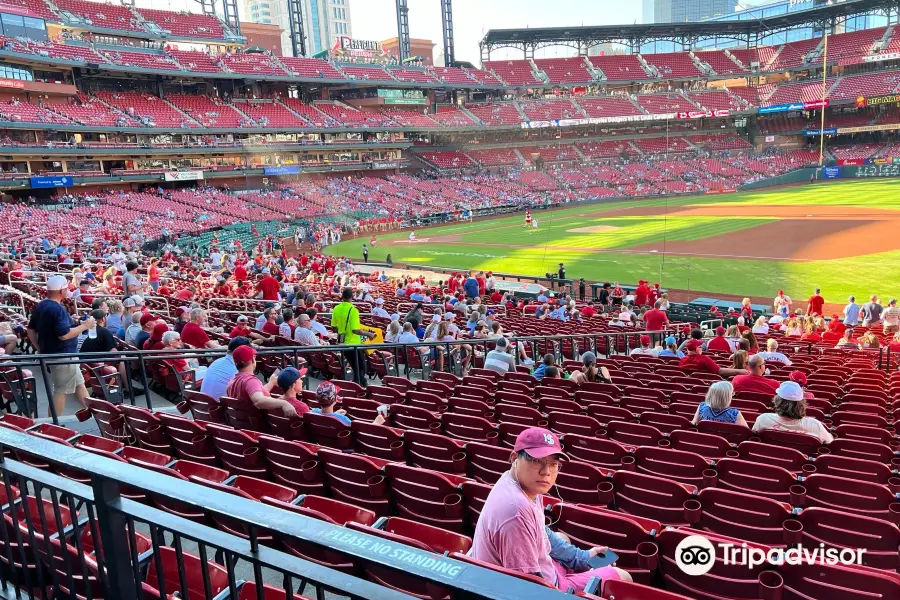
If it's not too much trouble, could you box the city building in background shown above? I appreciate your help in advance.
[240,22,285,55]
[243,0,351,57]
[641,0,887,52]
[642,0,737,24]
[695,0,888,49]
[380,37,436,66]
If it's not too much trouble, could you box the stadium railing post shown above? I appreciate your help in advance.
[137,354,153,410]
[92,476,139,600]
[38,357,57,424]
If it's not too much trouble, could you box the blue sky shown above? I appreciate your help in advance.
[349,0,642,63]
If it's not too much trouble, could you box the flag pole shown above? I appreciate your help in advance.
[818,33,828,168]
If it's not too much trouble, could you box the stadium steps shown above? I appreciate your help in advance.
[275,99,318,127]
[628,94,650,115]
[528,58,549,83]
[162,97,204,126]
[625,140,643,154]
[582,56,604,81]
[571,143,587,162]
[567,98,588,118]
[512,101,529,121]
[805,37,828,64]
[457,104,484,125]
[512,148,526,163]
[874,24,896,54]
[724,87,754,110]
[635,54,658,77]
[679,90,703,110]
[761,45,782,70]
[724,49,747,71]
[688,51,715,76]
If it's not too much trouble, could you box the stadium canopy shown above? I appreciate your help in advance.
[480,0,900,58]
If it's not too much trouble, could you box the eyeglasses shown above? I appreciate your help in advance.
[521,454,562,472]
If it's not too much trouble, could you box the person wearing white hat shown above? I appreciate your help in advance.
[26,275,95,417]
[371,298,390,319]
[751,380,833,443]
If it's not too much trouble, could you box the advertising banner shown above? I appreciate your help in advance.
[164,170,204,182]
[855,94,900,108]
[30,175,73,188]
[263,165,300,176]
[823,166,841,179]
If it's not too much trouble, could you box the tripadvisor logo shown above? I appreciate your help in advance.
[674,534,866,576]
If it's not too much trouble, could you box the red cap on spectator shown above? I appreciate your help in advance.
[640,335,651,345]
[513,427,567,459]
[789,371,808,386]
[686,339,703,351]
[715,326,726,335]
[139,313,157,327]
[233,345,256,366]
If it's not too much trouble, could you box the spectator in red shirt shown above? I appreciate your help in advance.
[731,355,779,395]
[148,258,161,292]
[679,339,746,376]
[181,308,219,349]
[707,327,732,353]
[234,263,248,282]
[641,300,668,331]
[256,269,281,301]
[807,288,825,316]
[800,321,821,343]
[229,315,253,339]
[261,307,280,336]
[226,346,297,417]
[634,280,650,306]
[580,301,597,318]
[489,290,503,304]
[143,322,169,351]
[173,286,196,302]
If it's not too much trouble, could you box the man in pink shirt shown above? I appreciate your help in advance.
[470,427,631,592]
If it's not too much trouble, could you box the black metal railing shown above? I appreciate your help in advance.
[0,427,571,600]
[2,329,682,422]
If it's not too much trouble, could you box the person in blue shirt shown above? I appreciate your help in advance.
[549,305,569,322]
[844,295,860,326]
[27,275,95,417]
[200,336,250,401]
[657,336,685,358]
[311,381,386,426]
[464,275,479,298]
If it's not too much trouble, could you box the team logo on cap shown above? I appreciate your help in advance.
[543,433,554,445]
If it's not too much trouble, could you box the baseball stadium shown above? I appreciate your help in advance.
[1,0,900,599]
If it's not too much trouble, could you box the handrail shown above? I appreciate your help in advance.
[0,428,569,600]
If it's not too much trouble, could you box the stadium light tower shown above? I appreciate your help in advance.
[193,0,241,35]
[395,0,456,67]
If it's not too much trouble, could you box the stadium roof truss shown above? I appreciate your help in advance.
[480,0,900,59]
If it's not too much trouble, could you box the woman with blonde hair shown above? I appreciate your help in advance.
[692,381,748,427]
[800,320,821,343]
[725,325,742,350]
[751,316,769,335]
[784,318,803,337]
[384,319,402,343]
[740,298,753,321]
[859,331,880,350]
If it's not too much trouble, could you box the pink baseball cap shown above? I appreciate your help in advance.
[513,427,567,460]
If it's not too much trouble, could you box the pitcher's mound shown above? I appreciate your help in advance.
[567,225,620,233]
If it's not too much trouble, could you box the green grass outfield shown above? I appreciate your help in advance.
[328,179,900,301]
